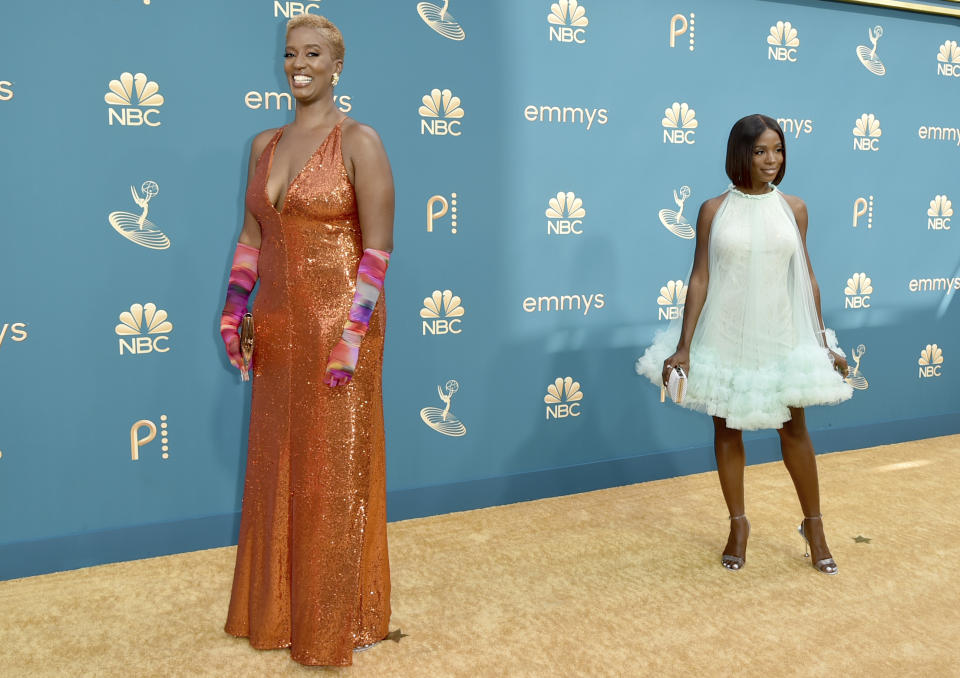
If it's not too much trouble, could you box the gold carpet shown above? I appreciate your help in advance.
[1,435,958,677]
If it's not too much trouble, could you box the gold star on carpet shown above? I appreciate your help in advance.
[386,629,408,643]
[853,535,871,544]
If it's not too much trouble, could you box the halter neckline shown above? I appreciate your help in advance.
[728,184,778,200]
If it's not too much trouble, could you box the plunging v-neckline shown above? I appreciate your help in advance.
[265,120,343,215]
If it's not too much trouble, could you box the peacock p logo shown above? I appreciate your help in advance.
[544,377,583,419]
[116,303,173,355]
[546,191,586,235]
[918,344,944,378]
[853,113,881,151]
[844,273,873,309]
[662,102,697,144]
[420,88,464,136]
[937,40,960,77]
[658,280,687,320]
[105,72,164,127]
[421,289,465,335]
[548,0,588,44]
[927,195,952,230]
[768,21,799,61]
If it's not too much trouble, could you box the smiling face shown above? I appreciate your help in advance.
[283,26,342,101]
[749,128,784,190]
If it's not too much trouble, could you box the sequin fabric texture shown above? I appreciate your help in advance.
[224,122,391,666]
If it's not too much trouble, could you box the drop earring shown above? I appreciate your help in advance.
[331,73,340,86]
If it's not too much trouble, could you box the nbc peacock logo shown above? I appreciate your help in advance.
[853,113,881,151]
[548,0,588,44]
[546,191,586,235]
[544,377,583,420]
[417,0,466,41]
[845,344,869,390]
[927,195,953,230]
[115,303,173,356]
[937,40,960,77]
[421,289,465,335]
[658,280,687,320]
[658,186,694,239]
[105,72,164,127]
[768,21,799,62]
[845,272,873,309]
[420,380,467,436]
[420,88,464,136]
[107,180,170,250]
[856,26,886,76]
[918,344,944,378]
[662,102,697,144]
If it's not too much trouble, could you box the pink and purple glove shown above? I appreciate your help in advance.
[324,248,390,387]
[220,242,260,370]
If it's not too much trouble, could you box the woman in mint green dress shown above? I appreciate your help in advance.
[636,115,852,575]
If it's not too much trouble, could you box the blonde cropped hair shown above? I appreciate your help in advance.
[286,15,345,62]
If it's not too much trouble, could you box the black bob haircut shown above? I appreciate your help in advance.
[725,114,786,188]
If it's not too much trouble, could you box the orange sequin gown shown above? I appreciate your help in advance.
[224,122,390,666]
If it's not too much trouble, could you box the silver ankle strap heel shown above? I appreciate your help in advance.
[721,515,749,571]
[797,514,838,575]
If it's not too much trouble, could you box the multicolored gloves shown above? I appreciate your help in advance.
[324,248,390,387]
[220,243,260,370]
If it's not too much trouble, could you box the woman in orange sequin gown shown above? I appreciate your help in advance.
[222,15,394,666]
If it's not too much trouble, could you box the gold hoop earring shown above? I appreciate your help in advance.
[331,73,340,86]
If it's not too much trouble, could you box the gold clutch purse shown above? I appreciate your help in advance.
[239,313,254,382]
[660,366,687,404]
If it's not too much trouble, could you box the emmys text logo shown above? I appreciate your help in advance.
[546,192,585,235]
[245,90,351,113]
[937,40,960,77]
[273,1,323,18]
[853,114,881,151]
[522,293,605,315]
[777,117,813,139]
[544,377,583,420]
[662,102,697,144]
[768,21,799,62]
[420,380,467,436]
[845,273,873,309]
[658,280,687,320]
[420,88,464,136]
[856,26,886,76]
[928,195,953,230]
[421,290,465,335]
[0,322,28,350]
[548,0,588,44]
[845,344,869,390]
[917,124,960,146]
[116,303,173,356]
[0,79,12,102]
[130,414,170,460]
[669,12,695,51]
[908,276,960,294]
[427,193,458,233]
[418,1,466,40]
[523,104,608,130]
[918,344,944,378]
[108,181,170,250]
[658,186,694,239]
[105,72,164,127]
[853,195,875,228]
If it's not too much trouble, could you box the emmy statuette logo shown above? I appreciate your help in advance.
[130,414,170,460]
[0,322,28,350]
[420,88,464,136]
[548,0,588,44]
[768,21,799,62]
[669,13,695,51]
[546,192,585,235]
[918,344,944,378]
[108,181,170,250]
[662,102,697,144]
[420,380,467,436]
[0,79,12,102]
[544,377,583,420]
[105,72,164,127]
[658,186,694,239]
[937,40,960,77]
[116,303,173,355]
[421,290,464,335]
[853,195,875,228]
[418,0,466,40]
[856,26,886,76]
[928,195,952,230]
[273,2,323,18]
[853,114,881,152]
[427,193,458,233]
[845,344,869,390]
[845,273,873,309]
[658,280,687,320]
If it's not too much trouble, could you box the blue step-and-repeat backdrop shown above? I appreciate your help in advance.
[1,0,958,578]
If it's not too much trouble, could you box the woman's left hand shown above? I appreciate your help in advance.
[829,350,849,378]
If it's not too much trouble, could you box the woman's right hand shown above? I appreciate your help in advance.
[662,348,690,386]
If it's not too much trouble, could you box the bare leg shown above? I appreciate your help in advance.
[714,417,749,567]
[778,407,836,570]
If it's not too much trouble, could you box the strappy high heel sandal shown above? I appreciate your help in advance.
[797,514,838,575]
[721,515,750,571]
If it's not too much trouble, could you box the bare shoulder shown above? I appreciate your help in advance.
[250,127,279,159]
[698,193,727,221]
[341,118,385,153]
[780,192,808,218]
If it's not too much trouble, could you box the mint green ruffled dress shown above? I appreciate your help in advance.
[636,185,852,430]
